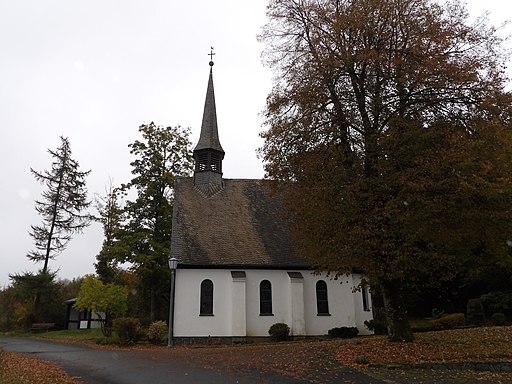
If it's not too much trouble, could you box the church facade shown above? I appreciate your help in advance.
[170,61,373,341]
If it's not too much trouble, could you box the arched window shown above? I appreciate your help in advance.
[259,280,273,315]
[362,286,370,312]
[200,279,214,315]
[316,280,330,315]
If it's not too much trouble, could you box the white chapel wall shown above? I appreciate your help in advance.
[174,269,233,337]
[173,268,373,338]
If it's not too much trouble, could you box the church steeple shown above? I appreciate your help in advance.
[193,50,225,197]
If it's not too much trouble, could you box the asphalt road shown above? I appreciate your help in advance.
[0,338,386,384]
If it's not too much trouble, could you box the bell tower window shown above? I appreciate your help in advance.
[194,150,223,173]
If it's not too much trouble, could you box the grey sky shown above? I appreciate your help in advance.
[0,0,509,287]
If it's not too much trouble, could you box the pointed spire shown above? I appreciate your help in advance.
[194,63,224,153]
[193,50,225,197]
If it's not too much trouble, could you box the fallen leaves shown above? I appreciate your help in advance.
[0,349,80,384]
[4,325,512,383]
[337,326,512,368]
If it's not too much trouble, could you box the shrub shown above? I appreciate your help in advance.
[466,299,485,326]
[480,291,512,319]
[113,317,142,345]
[268,323,290,341]
[328,326,359,338]
[95,337,115,345]
[148,320,168,345]
[364,319,387,334]
[432,313,465,329]
[491,313,507,326]
[426,308,446,320]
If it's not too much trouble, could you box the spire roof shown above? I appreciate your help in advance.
[194,63,224,153]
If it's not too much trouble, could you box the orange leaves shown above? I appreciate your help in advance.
[8,326,512,383]
[337,326,512,369]
[0,350,80,384]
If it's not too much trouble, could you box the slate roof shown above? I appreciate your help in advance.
[194,67,224,154]
[170,177,311,269]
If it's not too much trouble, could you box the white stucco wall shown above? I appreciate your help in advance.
[352,274,374,332]
[174,269,233,337]
[173,268,373,338]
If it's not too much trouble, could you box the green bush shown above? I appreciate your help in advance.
[95,337,115,345]
[480,291,512,319]
[148,320,168,345]
[466,298,485,326]
[432,313,465,329]
[491,312,507,326]
[268,323,290,341]
[113,317,142,345]
[328,326,359,338]
[426,308,446,320]
[364,319,387,334]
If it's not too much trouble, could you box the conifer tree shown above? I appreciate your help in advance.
[25,136,91,318]
[28,136,91,273]
[94,180,123,283]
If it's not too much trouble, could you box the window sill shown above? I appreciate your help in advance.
[317,313,331,316]
[199,314,214,316]
[259,313,274,316]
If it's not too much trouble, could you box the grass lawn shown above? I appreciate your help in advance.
[34,328,104,343]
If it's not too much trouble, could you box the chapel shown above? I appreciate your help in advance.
[169,59,373,342]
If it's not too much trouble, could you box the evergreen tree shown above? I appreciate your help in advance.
[27,136,91,317]
[94,179,124,283]
[28,136,91,273]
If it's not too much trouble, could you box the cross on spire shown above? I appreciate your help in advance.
[208,47,215,66]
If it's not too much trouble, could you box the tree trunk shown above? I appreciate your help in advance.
[369,284,388,335]
[150,284,155,323]
[380,279,414,342]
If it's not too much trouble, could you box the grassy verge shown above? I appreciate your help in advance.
[34,328,104,343]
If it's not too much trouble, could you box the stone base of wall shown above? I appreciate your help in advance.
[370,361,512,373]
[172,335,326,345]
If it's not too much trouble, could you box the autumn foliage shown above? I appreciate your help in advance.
[259,0,512,341]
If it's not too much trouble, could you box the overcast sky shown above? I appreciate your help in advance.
[1,1,510,288]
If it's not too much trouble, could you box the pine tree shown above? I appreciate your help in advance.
[94,180,124,283]
[28,136,91,273]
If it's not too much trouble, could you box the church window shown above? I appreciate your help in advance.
[316,280,330,315]
[200,279,214,315]
[362,285,370,312]
[259,280,273,315]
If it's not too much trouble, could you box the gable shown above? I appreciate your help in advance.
[170,177,310,268]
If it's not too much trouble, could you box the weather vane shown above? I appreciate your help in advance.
[208,46,215,66]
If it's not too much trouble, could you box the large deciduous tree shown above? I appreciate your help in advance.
[259,0,512,341]
[115,123,193,322]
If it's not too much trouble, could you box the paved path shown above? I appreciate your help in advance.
[0,338,385,384]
